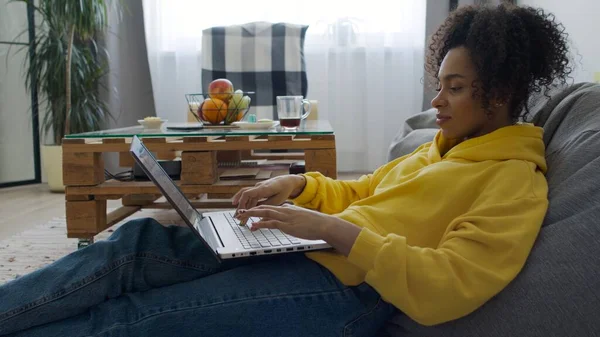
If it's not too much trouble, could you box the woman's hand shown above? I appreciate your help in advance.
[235,204,363,256]
[236,204,330,240]
[232,175,306,211]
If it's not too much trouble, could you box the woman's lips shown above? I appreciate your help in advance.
[436,115,451,125]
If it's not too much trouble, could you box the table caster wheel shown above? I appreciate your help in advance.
[78,238,94,250]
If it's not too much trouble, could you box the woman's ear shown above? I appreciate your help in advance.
[490,90,510,109]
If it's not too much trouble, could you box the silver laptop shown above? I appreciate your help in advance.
[130,136,331,262]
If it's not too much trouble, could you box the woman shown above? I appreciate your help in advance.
[0,4,572,337]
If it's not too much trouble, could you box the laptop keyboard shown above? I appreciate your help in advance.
[224,212,301,249]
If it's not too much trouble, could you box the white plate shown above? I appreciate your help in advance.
[231,121,278,130]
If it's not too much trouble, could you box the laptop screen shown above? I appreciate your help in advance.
[129,136,201,227]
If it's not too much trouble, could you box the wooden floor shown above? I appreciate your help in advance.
[0,172,364,241]
[0,184,121,241]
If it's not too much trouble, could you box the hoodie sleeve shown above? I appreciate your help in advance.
[291,155,408,215]
[291,172,374,215]
[346,196,548,326]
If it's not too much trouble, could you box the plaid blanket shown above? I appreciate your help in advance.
[201,22,309,120]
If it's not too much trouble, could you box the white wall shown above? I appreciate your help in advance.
[0,0,36,184]
[422,0,450,111]
[519,0,600,83]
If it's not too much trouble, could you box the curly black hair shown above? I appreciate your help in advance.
[425,3,573,122]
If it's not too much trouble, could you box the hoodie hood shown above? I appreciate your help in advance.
[428,124,547,173]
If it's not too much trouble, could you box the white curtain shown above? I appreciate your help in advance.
[142,0,426,172]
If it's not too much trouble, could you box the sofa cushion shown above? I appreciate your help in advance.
[382,82,600,336]
[201,22,309,120]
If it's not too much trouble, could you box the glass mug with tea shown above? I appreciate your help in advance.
[276,96,311,130]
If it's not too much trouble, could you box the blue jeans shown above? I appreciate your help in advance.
[0,218,396,337]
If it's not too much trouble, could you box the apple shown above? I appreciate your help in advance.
[208,78,233,102]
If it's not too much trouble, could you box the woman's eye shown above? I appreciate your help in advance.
[434,86,461,93]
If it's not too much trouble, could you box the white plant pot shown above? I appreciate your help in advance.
[41,144,64,193]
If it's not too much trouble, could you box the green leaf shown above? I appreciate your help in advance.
[9,0,122,144]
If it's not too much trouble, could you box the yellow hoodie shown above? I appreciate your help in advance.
[292,124,548,326]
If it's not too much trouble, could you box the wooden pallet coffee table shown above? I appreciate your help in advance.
[62,120,336,247]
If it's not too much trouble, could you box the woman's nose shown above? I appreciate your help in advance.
[431,90,446,109]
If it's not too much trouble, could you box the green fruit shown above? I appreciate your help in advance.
[230,90,244,108]
[239,95,251,110]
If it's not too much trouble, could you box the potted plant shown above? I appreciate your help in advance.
[15,0,117,192]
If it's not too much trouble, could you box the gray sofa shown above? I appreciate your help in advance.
[381,82,600,337]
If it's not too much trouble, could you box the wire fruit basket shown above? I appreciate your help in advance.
[185,91,254,126]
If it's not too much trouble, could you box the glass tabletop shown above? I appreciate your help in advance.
[65,120,333,139]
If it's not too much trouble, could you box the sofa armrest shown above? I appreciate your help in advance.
[387,108,439,161]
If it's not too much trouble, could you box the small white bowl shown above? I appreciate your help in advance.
[138,119,167,129]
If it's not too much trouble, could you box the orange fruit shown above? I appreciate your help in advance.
[201,98,228,124]
[236,109,245,121]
